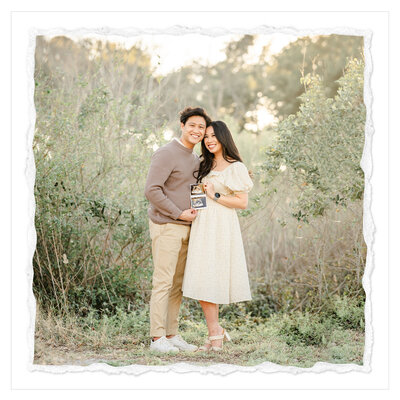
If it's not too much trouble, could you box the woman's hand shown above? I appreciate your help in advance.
[204,180,248,209]
[203,181,215,199]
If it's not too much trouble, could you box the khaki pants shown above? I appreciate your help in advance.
[148,219,191,337]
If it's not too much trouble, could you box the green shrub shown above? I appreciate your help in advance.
[278,293,364,347]
[320,294,365,330]
[33,38,164,315]
[261,58,365,222]
[279,312,330,346]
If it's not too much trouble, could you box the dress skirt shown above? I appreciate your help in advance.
[182,196,252,304]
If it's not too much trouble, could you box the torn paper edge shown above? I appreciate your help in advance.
[25,25,373,377]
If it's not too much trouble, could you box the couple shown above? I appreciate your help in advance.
[144,106,253,353]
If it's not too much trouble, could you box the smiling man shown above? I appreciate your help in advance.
[144,106,212,353]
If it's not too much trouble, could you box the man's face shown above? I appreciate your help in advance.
[180,115,206,149]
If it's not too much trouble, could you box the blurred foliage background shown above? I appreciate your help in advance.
[33,34,366,330]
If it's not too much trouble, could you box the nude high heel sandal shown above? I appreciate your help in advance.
[198,338,211,352]
[209,329,231,352]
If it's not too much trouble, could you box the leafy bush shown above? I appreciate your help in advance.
[278,294,364,347]
[261,58,365,222]
[279,312,330,346]
[33,38,165,315]
[321,294,365,330]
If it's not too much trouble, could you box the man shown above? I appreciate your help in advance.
[144,106,212,353]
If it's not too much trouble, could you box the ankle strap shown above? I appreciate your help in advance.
[209,334,224,341]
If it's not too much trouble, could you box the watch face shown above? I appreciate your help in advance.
[215,193,221,198]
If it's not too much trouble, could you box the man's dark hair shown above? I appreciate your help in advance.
[180,107,212,127]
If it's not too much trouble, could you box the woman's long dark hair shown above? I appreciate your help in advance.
[195,120,243,183]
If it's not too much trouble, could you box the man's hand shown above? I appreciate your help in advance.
[178,208,198,222]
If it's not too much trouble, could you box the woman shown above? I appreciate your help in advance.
[182,120,253,351]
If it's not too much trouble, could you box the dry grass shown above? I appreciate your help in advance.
[34,305,364,368]
[241,189,366,312]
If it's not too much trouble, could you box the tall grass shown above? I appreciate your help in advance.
[240,181,365,315]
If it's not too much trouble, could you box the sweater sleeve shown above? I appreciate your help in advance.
[144,148,183,220]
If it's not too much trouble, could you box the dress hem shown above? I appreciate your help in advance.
[182,293,252,305]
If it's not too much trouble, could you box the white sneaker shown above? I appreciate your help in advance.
[150,336,179,353]
[167,335,198,352]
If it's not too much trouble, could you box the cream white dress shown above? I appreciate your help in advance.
[182,161,253,304]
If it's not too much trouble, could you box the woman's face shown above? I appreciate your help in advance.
[204,126,222,155]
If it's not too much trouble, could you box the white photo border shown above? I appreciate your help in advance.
[11,10,389,390]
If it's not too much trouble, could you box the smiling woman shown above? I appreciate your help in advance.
[182,120,254,351]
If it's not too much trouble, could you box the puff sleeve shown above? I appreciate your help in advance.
[224,162,254,194]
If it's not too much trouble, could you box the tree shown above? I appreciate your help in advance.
[262,35,363,119]
[261,58,365,222]
[157,35,266,130]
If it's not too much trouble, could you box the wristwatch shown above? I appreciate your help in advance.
[213,192,221,201]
